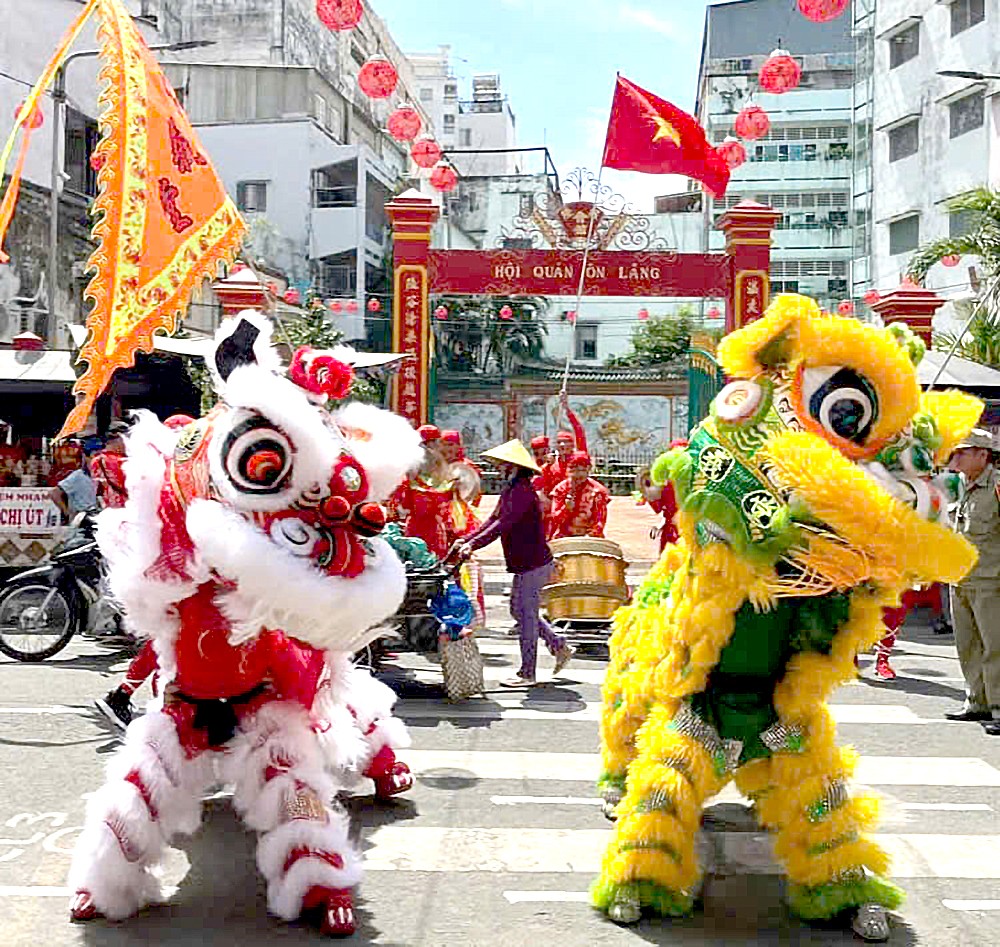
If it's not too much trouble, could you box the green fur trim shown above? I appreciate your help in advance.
[590,879,694,918]
[651,447,689,489]
[786,875,904,920]
[597,772,627,794]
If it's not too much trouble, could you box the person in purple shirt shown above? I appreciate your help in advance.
[453,439,574,688]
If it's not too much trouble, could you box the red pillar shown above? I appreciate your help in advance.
[212,263,270,316]
[869,282,944,349]
[716,201,781,334]
[386,190,439,426]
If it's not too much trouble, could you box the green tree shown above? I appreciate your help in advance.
[606,305,696,368]
[908,187,1000,368]
[433,295,549,374]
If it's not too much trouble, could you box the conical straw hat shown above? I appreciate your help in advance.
[481,439,541,474]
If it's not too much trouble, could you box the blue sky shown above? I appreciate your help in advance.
[374,0,713,210]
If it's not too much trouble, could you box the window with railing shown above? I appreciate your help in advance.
[575,324,598,361]
[951,0,985,36]
[888,120,919,162]
[312,185,357,208]
[950,207,977,238]
[949,90,985,139]
[889,24,920,69]
[888,214,920,255]
[316,263,357,297]
[751,143,818,162]
[64,107,99,198]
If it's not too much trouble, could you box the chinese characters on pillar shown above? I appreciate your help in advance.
[734,271,769,330]
[392,266,429,425]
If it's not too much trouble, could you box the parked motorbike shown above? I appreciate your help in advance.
[0,511,118,662]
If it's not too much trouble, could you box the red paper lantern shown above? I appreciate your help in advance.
[942,254,961,268]
[759,49,802,95]
[345,300,358,313]
[499,305,514,320]
[863,289,881,306]
[89,152,105,173]
[387,105,422,143]
[734,105,770,141]
[434,305,449,320]
[15,101,43,130]
[367,298,381,313]
[638,308,650,321]
[358,57,398,100]
[284,288,301,305]
[316,0,362,32]
[717,136,747,170]
[837,299,854,316]
[429,163,458,193]
[329,299,343,313]
[707,306,721,319]
[411,137,442,169]
[566,310,577,324]
[797,0,849,23]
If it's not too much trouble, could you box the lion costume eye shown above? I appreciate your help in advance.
[222,417,293,494]
[801,367,878,444]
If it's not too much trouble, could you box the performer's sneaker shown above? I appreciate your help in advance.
[851,903,890,942]
[373,761,414,798]
[95,688,133,731]
[69,890,99,922]
[553,644,576,676]
[303,885,356,937]
[874,654,896,681]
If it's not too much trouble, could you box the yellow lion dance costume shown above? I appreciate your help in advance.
[593,294,982,941]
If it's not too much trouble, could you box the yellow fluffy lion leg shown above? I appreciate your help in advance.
[592,704,725,923]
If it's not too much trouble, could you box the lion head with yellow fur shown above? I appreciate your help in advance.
[654,293,982,596]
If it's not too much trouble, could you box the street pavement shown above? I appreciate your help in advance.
[0,603,998,945]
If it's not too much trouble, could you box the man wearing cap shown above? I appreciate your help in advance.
[548,451,610,539]
[947,428,1000,733]
[454,439,574,687]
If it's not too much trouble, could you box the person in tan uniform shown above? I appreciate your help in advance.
[947,429,1000,734]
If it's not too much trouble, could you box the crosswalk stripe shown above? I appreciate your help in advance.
[406,664,608,686]
[504,891,590,904]
[362,827,1000,878]
[400,700,929,725]
[490,795,604,807]
[407,750,1000,786]
[942,900,1000,911]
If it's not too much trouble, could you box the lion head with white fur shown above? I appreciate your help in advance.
[100,310,422,659]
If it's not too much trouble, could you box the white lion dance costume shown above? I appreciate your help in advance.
[68,312,423,937]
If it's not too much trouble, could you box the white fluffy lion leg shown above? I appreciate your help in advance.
[68,710,213,921]
[228,701,362,936]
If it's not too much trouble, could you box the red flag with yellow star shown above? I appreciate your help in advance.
[602,75,730,198]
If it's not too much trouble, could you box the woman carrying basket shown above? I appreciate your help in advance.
[452,439,574,688]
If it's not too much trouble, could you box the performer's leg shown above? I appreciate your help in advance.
[229,701,362,936]
[592,702,725,924]
[68,710,213,921]
[508,571,540,682]
[755,710,901,941]
[346,663,414,797]
[598,611,652,818]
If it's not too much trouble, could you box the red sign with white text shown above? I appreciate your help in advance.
[391,265,429,426]
[427,250,730,298]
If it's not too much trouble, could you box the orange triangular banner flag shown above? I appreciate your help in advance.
[58,0,245,437]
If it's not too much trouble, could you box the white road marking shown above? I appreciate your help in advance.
[401,700,930,725]
[943,900,1000,911]
[406,664,608,686]
[901,803,992,812]
[0,885,179,898]
[408,750,1000,787]
[361,827,1000,877]
[490,795,603,807]
[0,706,80,715]
[504,890,591,904]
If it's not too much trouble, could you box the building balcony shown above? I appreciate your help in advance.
[310,205,360,260]
[734,158,851,182]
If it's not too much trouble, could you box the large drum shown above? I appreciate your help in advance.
[542,537,630,622]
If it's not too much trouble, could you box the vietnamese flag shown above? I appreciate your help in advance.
[602,75,730,198]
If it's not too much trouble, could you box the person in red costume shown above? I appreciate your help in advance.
[440,429,482,506]
[548,451,609,539]
[68,313,422,938]
[640,439,687,552]
[873,589,927,681]
[89,419,132,510]
[387,425,478,559]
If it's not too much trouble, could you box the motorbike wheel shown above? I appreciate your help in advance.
[0,582,78,662]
